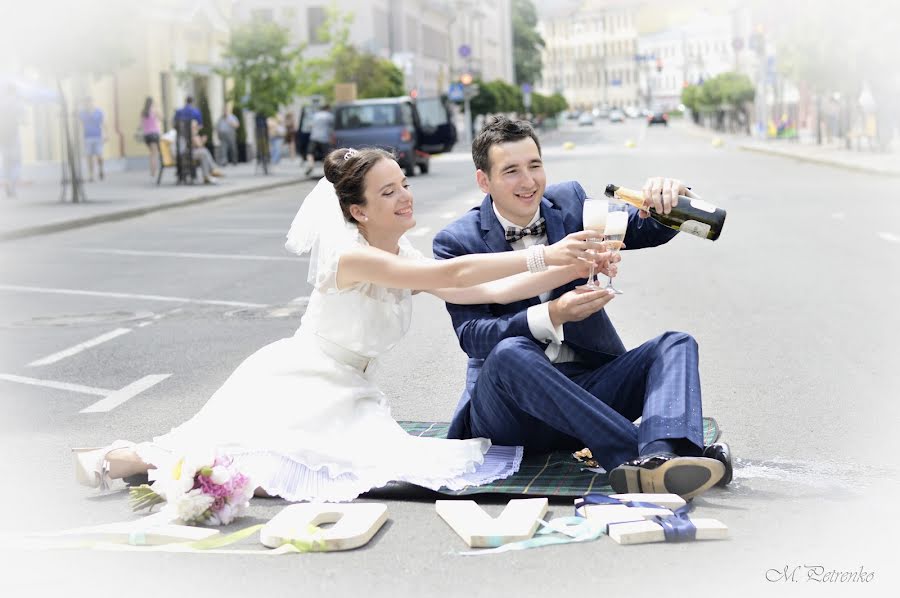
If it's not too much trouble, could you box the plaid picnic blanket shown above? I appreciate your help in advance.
[393,417,721,498]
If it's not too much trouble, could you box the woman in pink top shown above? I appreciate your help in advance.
[140,97,162,178]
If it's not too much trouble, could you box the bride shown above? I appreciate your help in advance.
[75,147,617,502]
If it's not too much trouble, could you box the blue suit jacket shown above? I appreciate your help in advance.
[432,181,678,437]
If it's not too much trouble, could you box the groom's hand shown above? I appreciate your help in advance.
[549,288,614,328]
[639,177,691,218]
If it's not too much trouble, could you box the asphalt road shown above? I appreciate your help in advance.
[1,118,898,597]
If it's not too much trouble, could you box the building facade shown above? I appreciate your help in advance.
[6,0,232,172]
[537,0,641,110]
[638,12,735,110]
[537,0,744,111]
[234,0,514,98]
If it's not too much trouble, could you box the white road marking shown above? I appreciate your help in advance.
[0,373,111,396]
[28,328,132,367]
[878,232,900,243]
[80,374,171,413]
[136,308,182,328]
[408,227,433,238]
[832,212,845,220]
[77,248,297,262]
[79,374,172,413]
[0,284,267,308]
[439,212,457,219]
[171,228,285,235]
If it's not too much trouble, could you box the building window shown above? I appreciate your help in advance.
[252,8,273,22]
[406,16,418,51]
[422,25,448,60]
[373,7,390,52]
[307,6,327,43]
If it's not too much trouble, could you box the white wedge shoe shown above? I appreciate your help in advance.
[73,440,134,490]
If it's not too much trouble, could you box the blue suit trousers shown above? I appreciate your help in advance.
[464,331,705,471]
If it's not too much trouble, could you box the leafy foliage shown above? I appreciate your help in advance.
[512,0,545,85]
[297,5,404,101]
[219,19,302,117]
[682,72,754,113]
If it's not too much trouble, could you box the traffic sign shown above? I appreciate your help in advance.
[521,83,532,94]
[458,44,471,58]
[448,82,465,102]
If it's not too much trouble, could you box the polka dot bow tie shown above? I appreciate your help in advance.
[505,217,547,243]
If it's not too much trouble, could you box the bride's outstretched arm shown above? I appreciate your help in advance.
[425,252,617,305]
[336,231,603,291]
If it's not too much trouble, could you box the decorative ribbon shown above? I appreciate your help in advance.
[574,493,665,512]
[457,516,605,556]
[10,522,328,555]
[652,504,697,543]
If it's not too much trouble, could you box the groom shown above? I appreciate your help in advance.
[433,116,732,498]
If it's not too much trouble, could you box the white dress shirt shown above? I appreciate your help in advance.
[492,204,578,364]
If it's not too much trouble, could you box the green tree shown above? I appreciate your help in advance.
[219,19,302,118]
[297,5,404,100]
[512,0,545,85]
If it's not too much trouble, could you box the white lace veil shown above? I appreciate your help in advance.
[285,177,359,287]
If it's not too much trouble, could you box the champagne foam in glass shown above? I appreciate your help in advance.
[582,199,608,233]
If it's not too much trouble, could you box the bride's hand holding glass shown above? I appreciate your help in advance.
[542,231,608,268]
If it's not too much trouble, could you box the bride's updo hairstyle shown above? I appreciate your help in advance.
[324,147,396,223]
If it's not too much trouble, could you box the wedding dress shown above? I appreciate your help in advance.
[135,182,522,502]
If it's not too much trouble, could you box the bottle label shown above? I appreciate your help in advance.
[690,198,717,214]
[680,220,711,238]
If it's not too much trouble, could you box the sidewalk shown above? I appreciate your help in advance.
[0,160,310,241]
[677,121,900,178]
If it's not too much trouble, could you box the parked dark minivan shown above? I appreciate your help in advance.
[333,96,456,176]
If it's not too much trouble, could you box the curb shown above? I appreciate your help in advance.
[0,176,309,242]
[736,144,900,178]
[678,122,900,178]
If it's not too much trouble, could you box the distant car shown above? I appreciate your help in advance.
[623,106,640,119]
[594,107,610,119]
[608,109,625,123]
[333,96,456,177]
[577,112,594,126]
[648,111,669,126]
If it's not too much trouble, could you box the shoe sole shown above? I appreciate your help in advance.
[609,457,725,500]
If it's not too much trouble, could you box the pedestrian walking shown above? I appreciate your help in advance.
[296,105,312,161]
[283,111,296,160]
[216,109,239,165]
[140,97,162,179]
[268,114,285,165]
[305,103,333,176]
[78,97,104,182]
[174,95,202,126]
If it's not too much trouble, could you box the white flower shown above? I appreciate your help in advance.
[209,465,231,485]
[214,502,237,525]
[172,489,214,524]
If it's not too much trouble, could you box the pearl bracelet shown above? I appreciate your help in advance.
[527,244,548,273]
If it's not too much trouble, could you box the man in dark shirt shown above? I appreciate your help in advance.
[174,96,203,126]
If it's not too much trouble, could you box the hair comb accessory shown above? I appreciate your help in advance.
[344,148,360,160]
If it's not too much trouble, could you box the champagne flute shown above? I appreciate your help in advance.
[578,197,608,290]
[603,201,628,294]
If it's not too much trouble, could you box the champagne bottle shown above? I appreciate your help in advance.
[604,183,726,241]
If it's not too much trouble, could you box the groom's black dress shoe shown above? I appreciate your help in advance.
[702,442,733,487]
[608,452,725,500]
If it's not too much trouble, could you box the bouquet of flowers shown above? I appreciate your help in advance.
[130,454,254,526]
